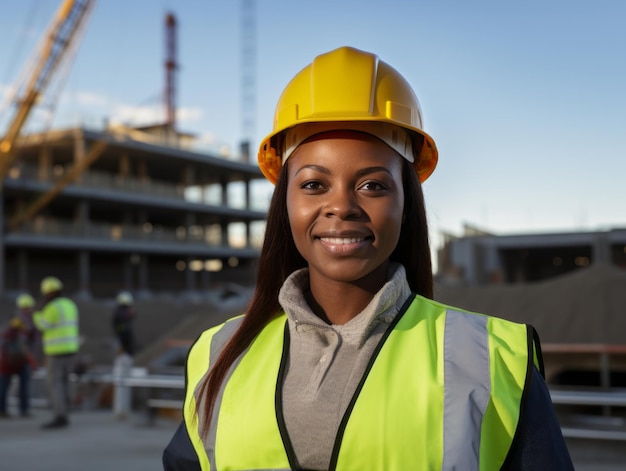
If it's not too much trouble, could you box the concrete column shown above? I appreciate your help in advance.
[222,220,229,247]
[74,132,86,184]
[123,255,133,291]
[14,197,26,225]
[75,200,90,236]
[137,211,148,240]
[240,140,251,163]
[138,255,149,293]
[221,178,229,207]
[122,211,132,240]
[183,164,194,186]
[181,165,194,200]
[244,178,251,209]
[38,146,52,182]
[118,153,130,179]
[592,235,610,265]
[17,249,28,290]
[185,213,196,243]
[186,255,195,292]
[0,189,4,296]
[201,268,211,291]
[137,160,149,182]
[77,251,91,299]
[185,213,195,226]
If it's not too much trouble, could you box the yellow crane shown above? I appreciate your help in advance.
[0,0,97,184]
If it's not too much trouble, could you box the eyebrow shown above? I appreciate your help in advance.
[294,165,393,178]
[294,164,330,176]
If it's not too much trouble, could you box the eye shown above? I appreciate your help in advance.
[300,180,325,191]
[359,180,388,192]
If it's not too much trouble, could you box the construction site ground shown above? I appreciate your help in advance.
[0,406,624,470]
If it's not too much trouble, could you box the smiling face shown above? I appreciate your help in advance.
[286,131,405,292]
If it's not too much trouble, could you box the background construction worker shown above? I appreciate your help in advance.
[15,293,43,369]
[33,276,79,429]
[0,294,38,418]
[111,291,136,419]
[112,291,136,357]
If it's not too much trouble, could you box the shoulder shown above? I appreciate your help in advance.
[184,315,246,391]
[162,421,201,471]
[188,315,246,361]
[409,294,527,329]
[503,368,575,470]
[62,297,79,309]
[47,297,77,310]
[197,315,245,343]
[406,295,535,365]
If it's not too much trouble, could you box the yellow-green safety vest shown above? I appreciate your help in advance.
[33,297,79,356]
[183,294,540,470]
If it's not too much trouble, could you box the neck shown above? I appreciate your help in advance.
[306,264,388,325]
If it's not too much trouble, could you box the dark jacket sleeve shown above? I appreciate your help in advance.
[163,421,201,471]
[503,367,575,470]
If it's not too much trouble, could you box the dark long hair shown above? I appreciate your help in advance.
[197,157,432,434]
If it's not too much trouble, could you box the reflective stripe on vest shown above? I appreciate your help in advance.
[184,295,534,470]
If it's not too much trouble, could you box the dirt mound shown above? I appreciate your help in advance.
[435,264,626,344]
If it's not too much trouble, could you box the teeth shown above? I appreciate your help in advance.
[320,237,365,244]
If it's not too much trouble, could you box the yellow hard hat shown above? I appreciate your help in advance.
[41,276,63,295]
[257,46,438,184]
[16,293,35,309]
[10,317,25,329]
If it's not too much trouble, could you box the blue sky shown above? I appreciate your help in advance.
[1,0,625,252]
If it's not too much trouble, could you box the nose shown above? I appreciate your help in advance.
[323,187,362,219]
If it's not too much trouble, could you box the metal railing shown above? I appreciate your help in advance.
[12,216,265,249]
[7,162,270,211]
[10,163,189,199]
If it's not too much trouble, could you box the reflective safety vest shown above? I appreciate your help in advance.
[33,297,79,356]
[183,294,542,471]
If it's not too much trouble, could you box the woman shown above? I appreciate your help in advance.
[164,46,573,470]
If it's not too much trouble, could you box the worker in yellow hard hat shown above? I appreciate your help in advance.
[163,47,573,469]
[111,291,136,419]
[14,293,43,368]
[0,294,37,418]
[112,291,136,356]
[33,276,79,429]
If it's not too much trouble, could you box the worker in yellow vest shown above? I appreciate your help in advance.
[163,47,574,470]
[33,276,79,429]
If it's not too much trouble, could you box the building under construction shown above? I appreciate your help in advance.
[1,125,267,299]
[437,223,626,286]
[0,1,269,299]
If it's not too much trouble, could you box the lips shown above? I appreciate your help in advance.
[315,232,373,255]
[319,236,367,245]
